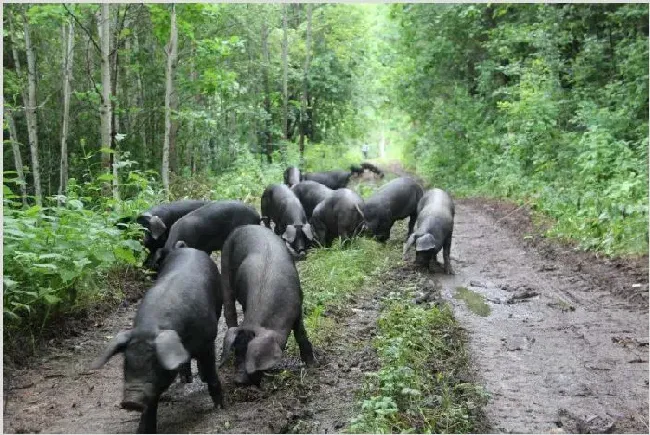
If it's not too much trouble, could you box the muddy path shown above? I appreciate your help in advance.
[2,262,384,434]
[4,164,649,434]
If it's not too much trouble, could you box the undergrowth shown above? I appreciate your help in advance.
[348,285,488,433]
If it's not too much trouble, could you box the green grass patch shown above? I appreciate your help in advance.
[299,237,402,316]
[453,287,491,317]
[348,286,488,433]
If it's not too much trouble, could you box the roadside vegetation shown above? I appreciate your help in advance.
[387,4,648,256]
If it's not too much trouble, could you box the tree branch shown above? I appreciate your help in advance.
[63,4,101,54]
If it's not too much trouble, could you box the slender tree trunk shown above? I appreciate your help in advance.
[6,108,28,206]
[110,6,123,201]
[162,3,178,198]
[8,13,28,206]
[282,4,289,141]
[22,10,43,206]
[261,16,272,163]
[98,4,112,195]
[298,3,312,160]
[59,19,74,202]
[133,29,148,169]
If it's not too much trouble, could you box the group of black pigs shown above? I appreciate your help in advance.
[93,163,455,433]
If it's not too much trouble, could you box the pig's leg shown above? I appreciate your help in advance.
[221,256,238,328]
[197,346,224,409]
[293,313,316,366]
[180,361,192,383]
[443,231,453,275]
[137,399,159,434]
[407,212,417,236]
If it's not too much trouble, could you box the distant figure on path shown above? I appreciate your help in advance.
[362,143,369,159]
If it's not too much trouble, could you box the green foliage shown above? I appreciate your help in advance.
[349,296,488,434]
[393,4,648,256]
[302,142,361,172]
[299,236,397,316]
[2,197,143,331]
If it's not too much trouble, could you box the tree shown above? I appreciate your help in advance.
[298,3,312,159]
[162,3,178,197]
[22,8,43,206]
[261,14,272,163]
[282,4,288,140]
[5,105,28,206]
[58,16,74,201]
[98,4,112,196]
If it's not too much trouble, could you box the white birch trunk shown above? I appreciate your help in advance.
[282,4,288,141]
[162,3,178,198]
[6,108,28,206]
[99,4,112,195]
[59,19,74,202]
[22,10,43,206]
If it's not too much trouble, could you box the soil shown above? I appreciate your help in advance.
[3,163,648,434]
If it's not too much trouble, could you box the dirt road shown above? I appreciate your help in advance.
[4,167,648,433]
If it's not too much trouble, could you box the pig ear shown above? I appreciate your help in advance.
[149,216,167,240]
[245,330,283,374]
[415,234,436,252]
[302,223,315,241]
[136,212,152,227]
[174,240,188,249]
[155,330,190,371]
[219,327,240,368]
[403,234,416,258]
[91,329,132,370]
[282,225,297,243]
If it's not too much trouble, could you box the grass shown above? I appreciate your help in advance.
[348,285,489,434]
[283,175,487,434]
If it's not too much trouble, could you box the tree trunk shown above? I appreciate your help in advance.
[133,29,148,169]
[98,4,112,195]
[59,18,74,202]
[6,107,28,207]
[261,16,272,163]
[162,3,178,198]
[22,9,43,206]
[282,4,289,141]
[110,6,125,202]
[7,13,28,206]
[298,3,312,160]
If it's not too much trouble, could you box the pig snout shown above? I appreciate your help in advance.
[234,368,262,386]
[233,369,249,386]
[286,243,307,261]
[121,385,152,412]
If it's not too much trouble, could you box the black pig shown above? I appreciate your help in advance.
[261,184,314,260]
[403,188,455,274]
[363,176,423,242]
[283,166,302,187]
[92,246,224,433]
[220,225,315,385]
[291,180,334,219]
[135,200,208,268]
[310,188,365,247]
[151,200,260,269]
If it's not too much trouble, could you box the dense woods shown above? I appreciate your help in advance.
[2,3,648,357]
[391,4,649,255]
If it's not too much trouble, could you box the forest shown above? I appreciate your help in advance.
[3,3,649,434]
